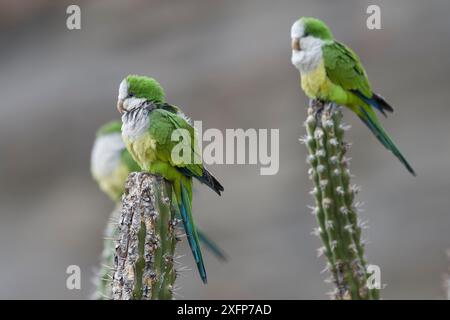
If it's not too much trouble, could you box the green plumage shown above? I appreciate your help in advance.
[119,75,224,283]
[145,109,207,282]
[126,75,166,103]
[322,41,415,175]
[149,109,203,176]
[323,42,372,98]
[293,17,415,175]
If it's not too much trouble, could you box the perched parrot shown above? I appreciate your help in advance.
[291,17,415,176]
[116,75,224,283]
[90,120,227,261]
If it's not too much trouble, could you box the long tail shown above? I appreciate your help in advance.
[197,229,228,261]
[174,180,207,283]
[357,105,416,176]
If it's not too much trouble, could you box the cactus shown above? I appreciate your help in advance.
[92,205,121,300]
[112,172,178,300]
[302,99,379,300]
[443,250,450,300]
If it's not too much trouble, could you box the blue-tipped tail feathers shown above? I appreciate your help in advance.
[177,182,207,283]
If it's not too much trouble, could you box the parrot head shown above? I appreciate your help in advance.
[291,17,333,71]
[117,75,165,113]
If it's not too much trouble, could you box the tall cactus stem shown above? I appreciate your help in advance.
[303,99,380,300]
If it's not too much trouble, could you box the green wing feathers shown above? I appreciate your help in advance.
[323,41,415,175]
[150,109,224,194]
[323,41,372,98]
[148,108,225,283]
[323,41,394,115]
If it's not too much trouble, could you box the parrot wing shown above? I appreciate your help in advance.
[323,41,372,97]
[323,42,414,175]
[149,109,224,195]
[148,108,220,283]
[323,41,393,116]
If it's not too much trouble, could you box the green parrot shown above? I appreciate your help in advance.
[291,17,415,176]
[116,75,224,283]
[90,120,227,261]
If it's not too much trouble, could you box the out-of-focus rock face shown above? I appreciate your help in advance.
[0,0,450,299]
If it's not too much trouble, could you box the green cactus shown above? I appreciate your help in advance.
[92,206,121,300]
[302,99,379,300]
[112,172,178,300]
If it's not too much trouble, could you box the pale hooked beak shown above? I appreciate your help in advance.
[291,38,300,51]
[117,99,125,114]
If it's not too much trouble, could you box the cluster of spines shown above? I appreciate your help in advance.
[91,206,121,300]
[109,172,179,300]
[301,100,379,300]
[443,249,450,300]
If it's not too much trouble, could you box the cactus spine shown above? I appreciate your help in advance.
[93,206,121,300]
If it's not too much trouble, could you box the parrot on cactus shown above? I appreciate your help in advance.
[291,17,415,176]
[116,75,224,283]
[90,120,227,261]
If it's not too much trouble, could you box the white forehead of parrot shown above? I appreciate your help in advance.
[291,20,305,39]
[118,79,128,100]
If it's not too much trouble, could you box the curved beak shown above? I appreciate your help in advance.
[291,38,300,51]
[117,99,125,114]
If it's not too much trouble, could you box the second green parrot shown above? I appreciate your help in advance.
[291,17,415,175]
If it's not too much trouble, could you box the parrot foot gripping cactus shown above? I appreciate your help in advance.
[303,99,379,300]
[112,172,178,300]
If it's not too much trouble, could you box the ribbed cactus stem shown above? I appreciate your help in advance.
[443,250,450,300]
[304,109,339,285]
[112,172,177,300]
[93,205,121,300]
[303,99,379,300]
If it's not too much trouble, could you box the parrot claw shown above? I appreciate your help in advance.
[309,99,325,121]
[310,99,339,122]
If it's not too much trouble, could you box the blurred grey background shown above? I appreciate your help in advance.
[0,0,449,299]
